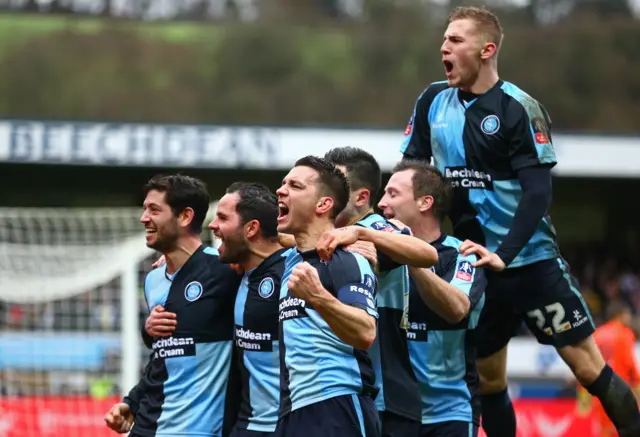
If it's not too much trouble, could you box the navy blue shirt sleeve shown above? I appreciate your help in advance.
[401,82,449,160]
[495,166,553,266]
[507,98,557,171]
[328,250,378,318]
[141,323,153,349]
[141,275,153,348]
[122,360,153,414]
[442,252,485,309]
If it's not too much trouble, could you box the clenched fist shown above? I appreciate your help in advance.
[104,402,134,434]
[288,262,325,303]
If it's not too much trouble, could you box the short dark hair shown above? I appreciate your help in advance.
[226,181,279,239]
[324,147,381,208]
[392,159,452,221]
[143,174,210,234]
[295,155,350,219]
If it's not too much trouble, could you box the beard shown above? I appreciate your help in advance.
[218,233,251,264]
[147,224,180,253]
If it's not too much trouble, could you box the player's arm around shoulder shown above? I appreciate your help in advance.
[288,251,377,350]
[356,225,438,269]
[316,223,437,269]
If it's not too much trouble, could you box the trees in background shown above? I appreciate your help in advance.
[0,0,637,132]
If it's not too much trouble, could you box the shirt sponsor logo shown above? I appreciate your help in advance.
[152,337,196,359]
[258,277,275,299]
[235,325,273,351]
[184,281,203,302]
[432,111,448,129]
[572,309,589,329]
[406,321,428,341]
[455,260,474,282]
[444,166,494,190]
[481,114,500,135]
[278,296,308,322]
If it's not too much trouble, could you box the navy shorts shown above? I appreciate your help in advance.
[477,257,596,358]
[420,421,478,437]
[230,428,276,437]
[379,411,420,437]
[276,394,380,437]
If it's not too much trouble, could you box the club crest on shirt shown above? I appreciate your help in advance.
[455,261,474,282]
[258,277,275,299]
[481,115,500,135]
[184,281,204,302]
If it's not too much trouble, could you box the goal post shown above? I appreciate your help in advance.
[0,202,219,436]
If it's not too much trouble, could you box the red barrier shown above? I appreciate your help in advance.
[0,397,603,437]
[0,396,120,437]
[479,399,602,437]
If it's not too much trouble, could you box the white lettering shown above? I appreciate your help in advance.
[4,121,280,167]
[237,339,263,351]
[279,309,299,322]
[235,327,272,341]
[152,337,195,350]
[445,167,494,190]
[159,348,185,358]
[279,296,306,312]
[408,322,427,331]
[349,285,373,300]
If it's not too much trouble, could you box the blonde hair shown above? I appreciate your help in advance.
[448,6,504,53]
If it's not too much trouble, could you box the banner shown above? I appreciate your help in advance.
[0,120,639,176]
[0,396,119,437]
[479,400,601,437]
[0,397,605,437]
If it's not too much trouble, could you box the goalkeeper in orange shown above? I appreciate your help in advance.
[577,300,640,437]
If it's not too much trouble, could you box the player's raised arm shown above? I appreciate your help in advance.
[400,82,449,161]
[288,258,377,350]
[493,96,556,267]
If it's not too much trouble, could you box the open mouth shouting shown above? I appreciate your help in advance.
[277,202,290,223]
[443,59,454,78]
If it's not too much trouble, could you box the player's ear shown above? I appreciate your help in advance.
[480,41,497,61]
[417,195,434,213]
[245,219,260,239]
[178,207,195,229]
[316,196,334,216]
[354,188,370,208]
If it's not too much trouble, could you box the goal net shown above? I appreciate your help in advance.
[0,203,218,437]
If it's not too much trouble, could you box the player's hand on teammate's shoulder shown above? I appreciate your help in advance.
[316,226,362,261]
[145,305,177,337]
[345,241,378,271]
[288,262,325,302]
[151,254,166,269]
[459,240,506,272]
[104,402,134,434]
